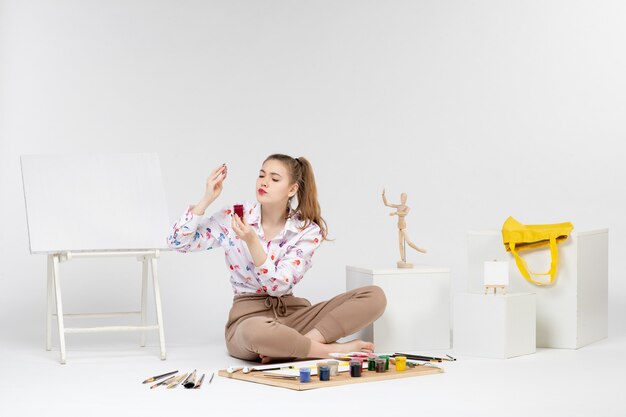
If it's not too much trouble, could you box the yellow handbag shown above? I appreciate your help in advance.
[501,216,574,286]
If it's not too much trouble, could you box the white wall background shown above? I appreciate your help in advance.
[1,0,624,350]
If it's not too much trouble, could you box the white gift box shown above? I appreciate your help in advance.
[453,293,536,359]
[467,229,608,349]
[346,265,450,352]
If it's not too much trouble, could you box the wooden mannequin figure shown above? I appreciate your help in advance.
[382,189,426,268]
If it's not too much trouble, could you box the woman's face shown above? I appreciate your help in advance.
[256,159,298,206]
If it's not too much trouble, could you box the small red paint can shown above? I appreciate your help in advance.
[233,204,244,219]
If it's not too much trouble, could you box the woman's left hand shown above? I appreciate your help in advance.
[232,214,256,244]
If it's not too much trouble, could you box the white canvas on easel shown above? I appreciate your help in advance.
[22,153,170,253]
[21,153,171,364]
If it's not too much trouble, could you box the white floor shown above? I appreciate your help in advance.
[2,336,625,417]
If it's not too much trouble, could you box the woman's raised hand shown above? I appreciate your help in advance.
[192,164,228,215]
[203,164,228,204]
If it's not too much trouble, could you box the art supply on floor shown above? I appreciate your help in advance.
[395,356,406,371]
[262,371,300,381]
[194,374,205,389]
[379,355,390,370]
[393,353,456,362]
[183,370,197,389]
[390,357,419,367]
[145,370,211,389]
[218,362,443,391]
[319,366,330,381]
[150,374,178,389]
[299,367,311,383]
[260,359,351,378]
[349,360,362,377]
[375,358,386,373]
[227,366,245,374]
[167,373,188,389]
[265,374,299,380]
[243,364,294,374]
[142,370,178,384]
[327,360,339,376]
[316,362,328,376]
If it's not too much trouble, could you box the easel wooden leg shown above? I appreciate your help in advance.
[140,258,148,347]
[46,255,53,351]
[150,257,166,360]
[52,255,67,364]
[484,285,506,295]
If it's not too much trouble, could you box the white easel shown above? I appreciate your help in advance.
[22,153,171,364]
[46,250,166,364]
[483,260,509,296]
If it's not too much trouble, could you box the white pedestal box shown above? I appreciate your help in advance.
[467,229,608,349]
[453,293,536,359]
[346,265,450,353]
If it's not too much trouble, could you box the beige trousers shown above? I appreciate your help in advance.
[224,285,387,361]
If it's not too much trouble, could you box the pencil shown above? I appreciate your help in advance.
[142,370,178,384]
[150,374,178,389]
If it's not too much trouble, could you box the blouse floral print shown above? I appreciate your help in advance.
[166,201,323,297]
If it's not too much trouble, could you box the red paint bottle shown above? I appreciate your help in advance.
[233,204,244,219]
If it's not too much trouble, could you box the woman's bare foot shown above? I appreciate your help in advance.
[303,328,374,355]
[307,338,375,359]
[259,339,374,363]
[335,339,375,354]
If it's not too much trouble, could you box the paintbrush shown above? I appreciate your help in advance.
[142,370,178,384]
[194,374,205,389]
[167,373,188,389]
[262,374,299,380]
[182,370,197,389]
[393,353,456,362]
[150,374,178,389]
[243,365,294,373]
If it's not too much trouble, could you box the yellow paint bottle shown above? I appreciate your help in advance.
[395,356,406,371]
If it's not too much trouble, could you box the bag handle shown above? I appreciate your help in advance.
[509,236,558,286]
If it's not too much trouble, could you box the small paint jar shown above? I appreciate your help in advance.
[319,365,330,381]
[367,357,376,371]
[326,360,339,376]
[233,204,244,219]
[375,358,386,373]
[299,367,311,383]
[316,362,328,376]
[378,355,390,370]
[349,360,362,377]
[395,356,407,371]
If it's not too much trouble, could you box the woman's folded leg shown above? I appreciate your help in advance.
[226,316,312,360]
[283,285,387,343]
